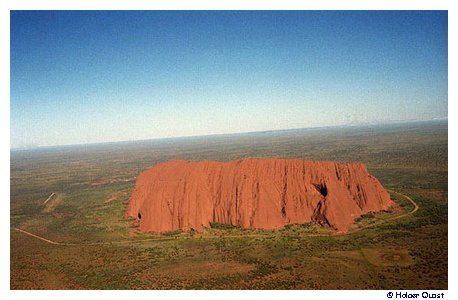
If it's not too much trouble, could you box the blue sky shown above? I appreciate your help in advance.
[11,11,448,148]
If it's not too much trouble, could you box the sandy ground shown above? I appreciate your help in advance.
[11,190,418,247]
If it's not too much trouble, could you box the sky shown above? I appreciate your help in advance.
[10,11,448,148]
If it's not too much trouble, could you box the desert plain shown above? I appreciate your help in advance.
[10,120,447,289]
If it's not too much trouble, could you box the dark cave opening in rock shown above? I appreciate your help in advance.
[314,183,328,197]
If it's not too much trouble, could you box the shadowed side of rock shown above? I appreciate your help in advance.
[127,158,396,233]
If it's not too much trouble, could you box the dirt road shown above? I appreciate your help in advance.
[42,193,55,205]
[11,190,419,246]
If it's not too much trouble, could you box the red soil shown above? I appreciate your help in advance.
[127,158,396,233]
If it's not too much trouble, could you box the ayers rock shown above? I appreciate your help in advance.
[127,158,396,233]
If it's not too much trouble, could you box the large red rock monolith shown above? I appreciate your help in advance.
[127,158,395,232]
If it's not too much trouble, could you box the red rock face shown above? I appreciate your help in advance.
[127,158,395,233]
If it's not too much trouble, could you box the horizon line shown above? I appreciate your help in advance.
[11,117,448,151]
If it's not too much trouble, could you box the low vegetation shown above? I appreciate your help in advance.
[10,120,447,289]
